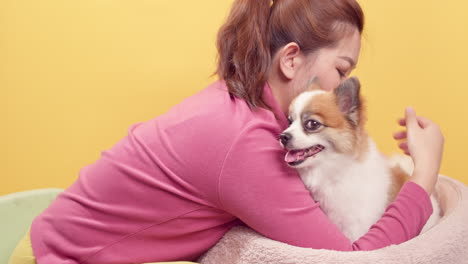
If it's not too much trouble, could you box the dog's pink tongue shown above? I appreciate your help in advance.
[285,149,306,163]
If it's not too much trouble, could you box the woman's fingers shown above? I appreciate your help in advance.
[405,107,419,130]
[398,118,406,126]
[399,141,408,151]
[398,141,410,156]
[416,116,433,128]
[400,145,410,156]
[398,116,432,128]
[393,131,407,140]
[394,129,409,155]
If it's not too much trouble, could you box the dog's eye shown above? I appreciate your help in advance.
[305,120,323,131]
[287,117,293,126]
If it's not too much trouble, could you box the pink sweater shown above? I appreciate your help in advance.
[31,80,433,264]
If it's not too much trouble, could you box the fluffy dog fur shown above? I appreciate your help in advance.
[279,77,440,241]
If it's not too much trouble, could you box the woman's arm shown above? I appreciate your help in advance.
[217,122,433,251]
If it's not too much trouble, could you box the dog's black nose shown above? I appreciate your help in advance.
[279,133,292,146]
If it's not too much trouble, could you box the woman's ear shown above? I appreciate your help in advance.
[278,42,304,80]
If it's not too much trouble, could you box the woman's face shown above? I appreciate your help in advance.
[292,27,362,95]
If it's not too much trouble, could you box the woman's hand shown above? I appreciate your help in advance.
[393,107,444,195]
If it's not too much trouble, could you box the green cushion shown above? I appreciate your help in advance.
[0,189,62,263]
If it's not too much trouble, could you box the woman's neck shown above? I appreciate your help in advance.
[267,74,290,117]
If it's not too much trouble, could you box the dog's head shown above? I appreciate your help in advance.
[279,77,367,169]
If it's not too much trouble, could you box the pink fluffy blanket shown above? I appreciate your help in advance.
[198,175,468,264]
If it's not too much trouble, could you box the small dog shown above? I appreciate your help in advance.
[279,77,440,242]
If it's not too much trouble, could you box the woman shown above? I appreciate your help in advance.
[9,0,444,263]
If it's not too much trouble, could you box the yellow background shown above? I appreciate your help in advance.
[2,0,467,195]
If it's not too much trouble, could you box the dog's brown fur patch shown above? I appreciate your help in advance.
[352,95,368,162]
[302,92,369,161]
[305,93,348,129]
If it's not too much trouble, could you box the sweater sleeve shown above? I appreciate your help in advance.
[217,123,433,251]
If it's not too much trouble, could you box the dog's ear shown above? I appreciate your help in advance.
[334,76,361,126]
[305,76,321,91]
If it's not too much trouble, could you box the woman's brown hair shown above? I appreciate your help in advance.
[216,0,364,110]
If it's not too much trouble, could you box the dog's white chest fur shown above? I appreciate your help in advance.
[298,138,392,242]
[284,77,440,241]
